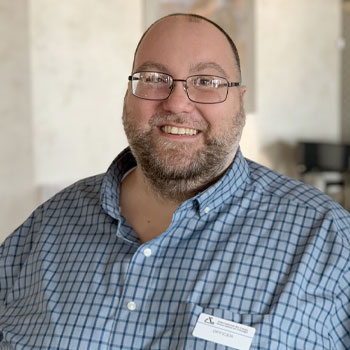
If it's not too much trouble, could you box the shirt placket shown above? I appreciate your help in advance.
[107,242,158,349]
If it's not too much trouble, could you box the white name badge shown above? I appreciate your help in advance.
[192,313,256,350]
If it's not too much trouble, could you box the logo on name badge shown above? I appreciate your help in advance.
[204,316,215,324]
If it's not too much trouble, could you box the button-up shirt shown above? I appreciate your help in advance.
[1,148,349,349]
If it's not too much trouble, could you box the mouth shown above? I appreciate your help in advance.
[161,125,199,136]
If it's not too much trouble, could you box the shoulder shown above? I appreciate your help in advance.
[245,158,350,238]
[246,158,342,210]
[41,173,105,210]
[0,173,107,266]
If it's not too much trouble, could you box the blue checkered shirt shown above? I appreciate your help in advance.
[1,148,350,349]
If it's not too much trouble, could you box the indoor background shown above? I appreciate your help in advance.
[1,0,349,243]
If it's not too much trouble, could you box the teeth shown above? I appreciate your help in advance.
[162,125,199,136]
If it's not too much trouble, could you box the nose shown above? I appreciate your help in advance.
[160,80,194,114]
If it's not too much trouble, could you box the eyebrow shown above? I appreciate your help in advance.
[134,60,229,78]
[134,61,170,73]
[189,62,229,78]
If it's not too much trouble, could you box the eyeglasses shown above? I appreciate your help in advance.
[128,71,240,104]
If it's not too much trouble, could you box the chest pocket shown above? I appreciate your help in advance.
[172,303,273,350]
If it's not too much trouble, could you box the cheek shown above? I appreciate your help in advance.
[198,105,232,133]
[125,94,155,128]
[203,102,244,137]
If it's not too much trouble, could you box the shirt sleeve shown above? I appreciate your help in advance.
[0,206,43,306]
[329,267,350,349]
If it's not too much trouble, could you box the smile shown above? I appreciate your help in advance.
[161,125,199,136]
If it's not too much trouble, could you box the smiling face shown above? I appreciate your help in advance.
[123,15,246,201]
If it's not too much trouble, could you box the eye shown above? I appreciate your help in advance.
[196,78,211,86]
[140,73,170,85]
[191,76,225,89]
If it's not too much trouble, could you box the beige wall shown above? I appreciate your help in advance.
[0,0,344,242]
[0,0,142,242]
[30,0,141,186]
[241,0,342,177]
[0,1,37,238]
[342,2,350,143]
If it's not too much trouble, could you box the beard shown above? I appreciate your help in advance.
[122,101,246,202]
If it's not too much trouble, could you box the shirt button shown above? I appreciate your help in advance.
[127,301,137,311]
[143,248,152,257]
[204,206,210,214]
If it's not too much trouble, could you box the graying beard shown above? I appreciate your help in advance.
[123,105,245,202]
[128,131,235,202]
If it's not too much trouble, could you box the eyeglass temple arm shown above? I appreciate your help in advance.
[228,82,241,87]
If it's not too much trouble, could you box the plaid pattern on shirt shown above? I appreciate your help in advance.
[1,148,349,349]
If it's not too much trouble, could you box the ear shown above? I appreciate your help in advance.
[240,85,247,100]
[124,89,130,101]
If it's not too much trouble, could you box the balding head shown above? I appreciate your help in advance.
[132,13,242,81]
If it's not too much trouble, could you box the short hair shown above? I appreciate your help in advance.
[132,13,241,79]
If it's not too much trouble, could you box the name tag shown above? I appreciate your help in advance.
[192,313,256,350]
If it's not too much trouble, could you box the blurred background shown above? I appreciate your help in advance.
[1,0,349,243]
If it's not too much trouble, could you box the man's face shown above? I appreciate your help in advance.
[123,16,246,201]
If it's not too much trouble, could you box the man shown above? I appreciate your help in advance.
[0,13,349,350]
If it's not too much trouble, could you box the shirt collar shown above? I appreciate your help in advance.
[190,148,250,216]
[100,147,136,220]
[100,147,250,219]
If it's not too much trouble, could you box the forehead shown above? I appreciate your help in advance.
[134,17,238,78]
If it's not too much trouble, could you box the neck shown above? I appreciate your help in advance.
[120,166,180,242]
[134,166,182,207]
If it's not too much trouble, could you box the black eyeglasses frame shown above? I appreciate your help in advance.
[128,71,241,104]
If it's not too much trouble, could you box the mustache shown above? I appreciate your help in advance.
[148,112,208,130]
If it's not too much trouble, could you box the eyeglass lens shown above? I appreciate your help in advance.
[130,72,230,103]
